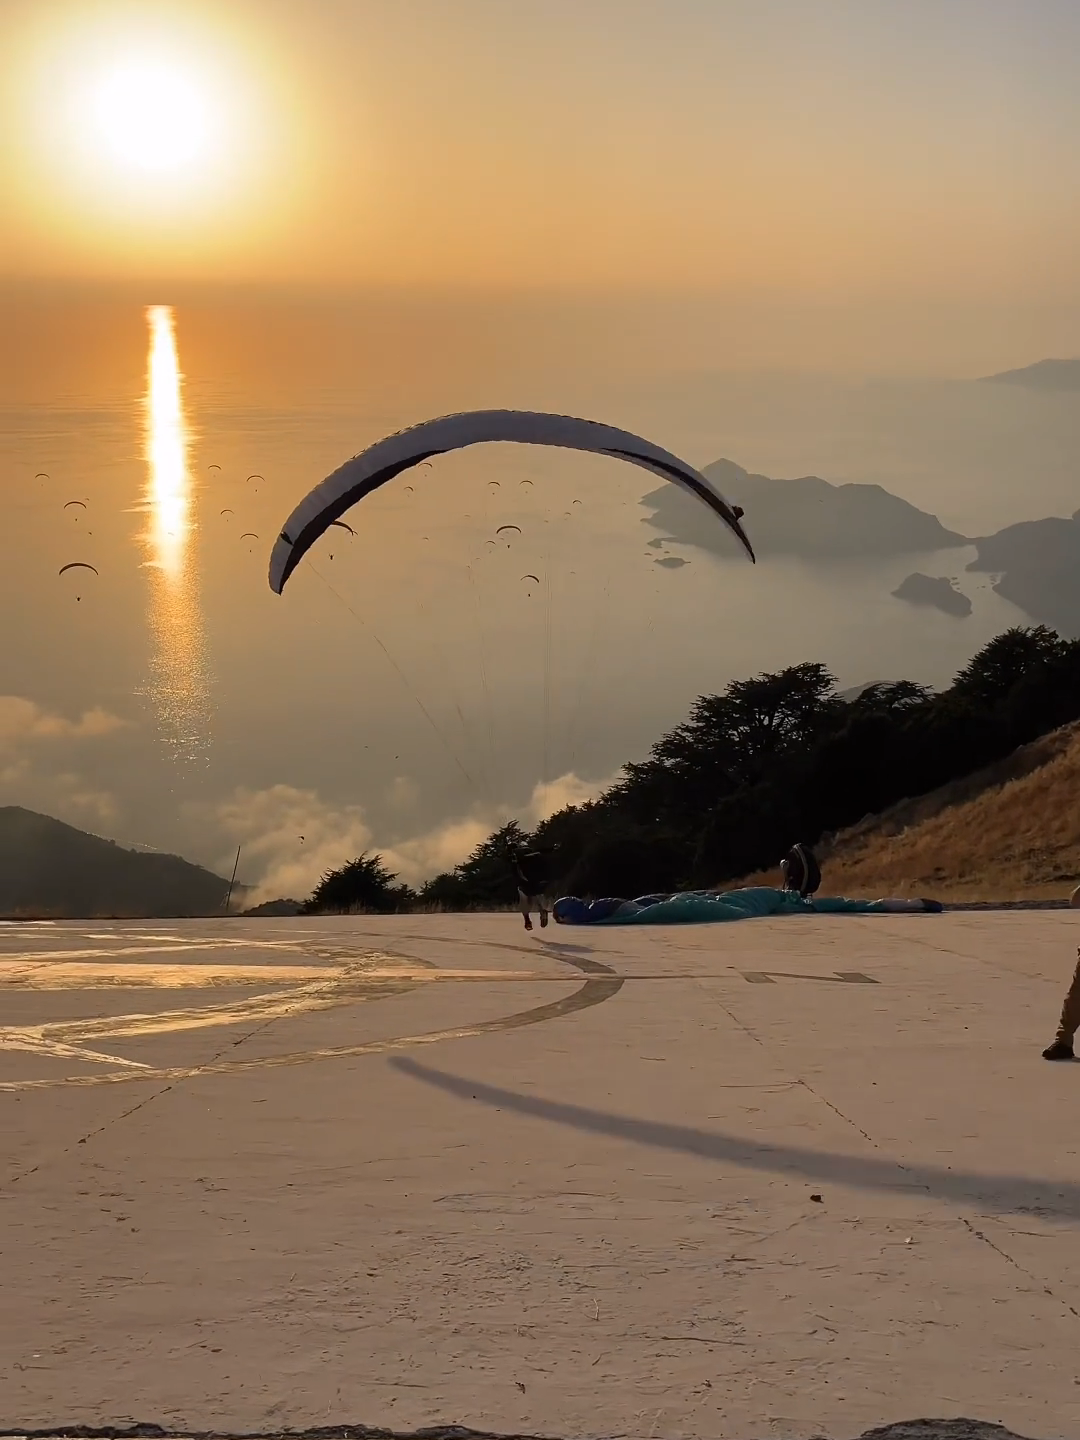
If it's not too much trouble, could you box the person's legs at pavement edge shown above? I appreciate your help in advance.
[519,887,533,931]
[1043,947,1080,1059]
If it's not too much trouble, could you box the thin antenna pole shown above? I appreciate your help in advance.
[224,844,242,914]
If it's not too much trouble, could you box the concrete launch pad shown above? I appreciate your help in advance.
[2,912,1077,1439]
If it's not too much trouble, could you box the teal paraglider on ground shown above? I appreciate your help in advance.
[552,886,943,925]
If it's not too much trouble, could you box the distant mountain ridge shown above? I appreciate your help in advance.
[0,807,240,917]
[641,457,969,560]
[980,357,1080,391]
[640,456,1080,638]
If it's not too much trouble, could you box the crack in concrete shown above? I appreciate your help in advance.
[0,1417,1042,1440]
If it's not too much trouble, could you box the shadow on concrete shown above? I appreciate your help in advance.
[392,1055,1080,1222]
[531,938,595,955]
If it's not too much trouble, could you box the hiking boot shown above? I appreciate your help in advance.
[539,911,549,928]
[1042,1039,1075,1061]
[523,917,533,931]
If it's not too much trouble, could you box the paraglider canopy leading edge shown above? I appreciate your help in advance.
[267,409,754,594]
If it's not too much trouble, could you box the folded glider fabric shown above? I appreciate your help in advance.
[552,886,943,926]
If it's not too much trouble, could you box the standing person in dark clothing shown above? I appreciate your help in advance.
[780,842,821,900]
[510,845,553,931]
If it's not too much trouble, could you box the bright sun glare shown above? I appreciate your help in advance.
[17,14,297,242]
[89,58,216,175]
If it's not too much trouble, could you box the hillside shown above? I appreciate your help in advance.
[759,723,1080,903]
[967,513,1080,637]
[641,458,968,560]
[0,807,236,917]
[980,357,1080,391]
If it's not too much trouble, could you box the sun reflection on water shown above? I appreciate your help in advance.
[142,305,210,766]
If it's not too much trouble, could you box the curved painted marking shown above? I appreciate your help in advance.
[0,955,623,1091]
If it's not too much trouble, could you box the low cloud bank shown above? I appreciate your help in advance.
[0,696,129,749]
[0,696,131,829]
[217,770,615,905]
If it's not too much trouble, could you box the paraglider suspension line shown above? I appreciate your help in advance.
[306,560,479,794]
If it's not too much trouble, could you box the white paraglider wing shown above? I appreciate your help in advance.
[268,409,753,593]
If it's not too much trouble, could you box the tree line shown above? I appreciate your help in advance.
[302,626,1080,913]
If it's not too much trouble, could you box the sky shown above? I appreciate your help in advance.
[1,1,1078,901]
[2,0,1080,304]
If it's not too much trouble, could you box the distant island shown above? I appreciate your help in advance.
[979,357,1080,392]
[641,458,969,560]
[638,455,1080,638]
[892,572,972,618]
[967,513,1080,637]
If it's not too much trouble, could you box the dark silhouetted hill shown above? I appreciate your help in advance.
[0,807,235,917]
[968,513,1080,637]
[242,897,303,916]
[892,572,972,618]
[980,357,1080,391]
[641,459,968,559]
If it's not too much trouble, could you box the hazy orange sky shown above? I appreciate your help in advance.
[3,0,1079,301]
[3,2,1080,889]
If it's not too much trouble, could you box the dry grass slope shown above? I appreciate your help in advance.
[741,721,1080,903]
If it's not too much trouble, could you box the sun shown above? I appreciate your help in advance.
[19,21,253,211]
[9,8,313,266]
[88,57,217,176]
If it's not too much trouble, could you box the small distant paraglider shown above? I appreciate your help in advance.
[64,500,87,511]
[247,474,264,483]
[35,472,49,481]
[221,508,234,517]
[496,525,521,537]
[58,561,98,602]
[521,573,540,584]
[330,520,355,535]
[241,532,258,542]
[208,464,221,473]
